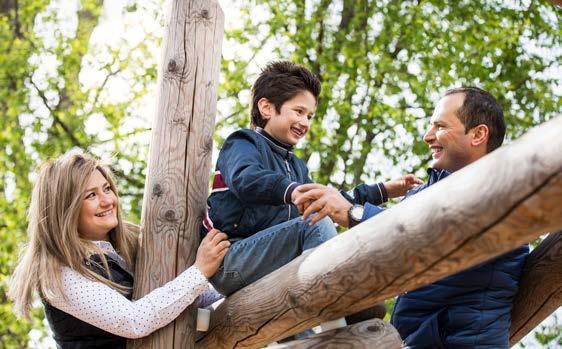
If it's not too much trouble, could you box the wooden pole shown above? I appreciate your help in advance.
[197,116,562,349]
[509,231,562,345]
[268,319,402,349]
[130,1,223,348]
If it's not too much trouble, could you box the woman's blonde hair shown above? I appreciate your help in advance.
[8,150,139,318]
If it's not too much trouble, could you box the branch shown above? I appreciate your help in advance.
[91,66,122,108]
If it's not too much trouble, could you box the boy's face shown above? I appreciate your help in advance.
[260,90,316,146]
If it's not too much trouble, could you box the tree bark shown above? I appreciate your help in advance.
[269,319,401,349]
[509,231,562,345]
[197,116,562,349]
[129,1,223,348]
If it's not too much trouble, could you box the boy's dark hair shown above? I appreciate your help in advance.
[250,61,321,129]
[445,86,506,152]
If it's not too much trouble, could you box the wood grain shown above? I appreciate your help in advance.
[197,116,562,349]
[509,231,562,345]
[129,1,223,348]
[269,319,401,349]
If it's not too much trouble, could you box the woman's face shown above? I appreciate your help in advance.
[78,169,118,241]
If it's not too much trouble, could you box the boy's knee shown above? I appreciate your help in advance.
[316,216,338,236]
[301,216,336,251]
[209,268,246,297]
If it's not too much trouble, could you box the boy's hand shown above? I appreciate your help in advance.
[291,185,306,205]
[294,184,352,227]
[383,174,423,198]
[292,183,322,213]
[194,229,230,278]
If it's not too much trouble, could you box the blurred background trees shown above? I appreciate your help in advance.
[1,0,560,347]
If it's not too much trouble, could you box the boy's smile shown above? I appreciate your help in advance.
[261,90,316,146]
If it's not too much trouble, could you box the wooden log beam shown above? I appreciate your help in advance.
[130,1,223,348]
[268,319,401,349]
[197,116,562,349]
[509,231,562,345]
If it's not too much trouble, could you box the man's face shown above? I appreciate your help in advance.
[262,90,316,146]
[423,93,475,172]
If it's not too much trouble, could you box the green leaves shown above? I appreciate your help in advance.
[219,0,561,188]
[1,0,159,345]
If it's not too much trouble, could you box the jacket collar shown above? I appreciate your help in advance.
[426,168,450,185]
[91,240,133,276]
[254,127,294,159]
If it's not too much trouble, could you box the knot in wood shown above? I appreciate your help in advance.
[172,117,185,125]
[531,154,539,163]
[201,9,209,19]
[367,325,378,332]
[164,209,177,221]
[203,135,213,153]
[167,59,178,73]
[152,183,163,197]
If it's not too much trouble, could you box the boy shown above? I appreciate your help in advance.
[204,61,414,296]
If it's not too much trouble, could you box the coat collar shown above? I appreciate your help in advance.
[254,127,294,159]
[426,168,450,184]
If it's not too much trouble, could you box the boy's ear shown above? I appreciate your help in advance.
[470,124,489,147]
[257,97,273,120]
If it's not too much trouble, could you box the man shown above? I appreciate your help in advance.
[295,87,529,348]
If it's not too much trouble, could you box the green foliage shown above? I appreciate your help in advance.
[218,0,561,188]
[1,0,161,346]
[1,1,50,347]
[518,313,562,348]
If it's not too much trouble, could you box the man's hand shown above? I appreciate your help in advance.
[294,184,353,227]
[383,174,423,198]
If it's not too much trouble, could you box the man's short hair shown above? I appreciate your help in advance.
[445,86,506,152]
[250,61,321,129]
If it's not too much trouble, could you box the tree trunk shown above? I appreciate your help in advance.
[129,1,223,348]
[509,231,562,345]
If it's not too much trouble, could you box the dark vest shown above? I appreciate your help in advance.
[44,254,133,349]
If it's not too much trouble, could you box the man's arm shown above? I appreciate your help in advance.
[295,174,422,227]
[295,185,385,228]
[294,184,353,227]
[341,175,423,205]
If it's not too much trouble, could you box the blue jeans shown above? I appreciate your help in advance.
[210,216,337,296]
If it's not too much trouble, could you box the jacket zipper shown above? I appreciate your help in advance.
[285,159,292,220]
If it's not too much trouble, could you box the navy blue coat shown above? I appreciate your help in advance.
[204,128,310,239]
[364,168,529,348]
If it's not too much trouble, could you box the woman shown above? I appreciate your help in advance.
[9,150,230,348]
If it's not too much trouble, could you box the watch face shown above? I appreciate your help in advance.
[351,205,364,221]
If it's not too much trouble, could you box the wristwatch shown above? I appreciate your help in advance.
[348,204,364,228]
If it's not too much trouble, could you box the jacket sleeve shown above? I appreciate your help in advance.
[303,163,313,184]
[341,183,388,205]
[362,203,384,221]
[218,133,295,205]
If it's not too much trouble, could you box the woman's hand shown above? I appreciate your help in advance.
[194,229,230,278]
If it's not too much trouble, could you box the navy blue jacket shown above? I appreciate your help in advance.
[363,168,529,348]
[204,128,311,239]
